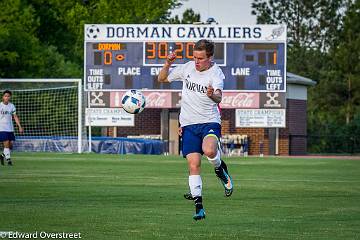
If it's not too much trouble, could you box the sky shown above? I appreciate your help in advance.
[171,0,257,25]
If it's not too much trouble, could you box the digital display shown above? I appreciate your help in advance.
[84,24,287,92]
[145,42,195,61]
[144,42,225,65]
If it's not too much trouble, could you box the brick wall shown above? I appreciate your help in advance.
[278,134,289,155]
[221,109,271,155]
[222,110,289,155]
[111,109,162,137]
[105,99,308,155]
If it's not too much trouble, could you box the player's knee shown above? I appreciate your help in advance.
[189,163,200,174]
[189,162,200,170]
[3,141,10,148]
[203,146,217,158]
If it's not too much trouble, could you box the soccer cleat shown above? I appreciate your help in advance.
[7,159,13,166]
[0,153,4,166]
[215,166,233,197]
[193,208,206,221]
[184,192,194,200]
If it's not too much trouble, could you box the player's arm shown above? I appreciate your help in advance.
[13,114,24,134]
[158,52,176,83]
[207,86,222,103]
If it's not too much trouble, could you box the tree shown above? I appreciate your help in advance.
[251,0,347,50]
[0,0,182,78]
[169,8,201,24]
[25,0,182,67]
[251,0,359,153]
[181,8,201,23]
[251,0,349,79]
[332,0,360,124]
[307,0,359,125]
[0,0,79,78]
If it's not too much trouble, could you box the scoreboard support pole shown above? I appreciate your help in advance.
[161,109,169,153]
[87,92,92,153]
[77,79,82,153]
[113,127,118,138]
[161,109,180,155]
[268,128,280,155]
[275,128,279,155]
[169,111,180,155]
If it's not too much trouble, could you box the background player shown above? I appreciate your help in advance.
[0,90,23,166]
[158,39,233,221]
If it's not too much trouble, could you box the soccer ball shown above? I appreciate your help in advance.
[86,25,100,39]
[121,90,146,114]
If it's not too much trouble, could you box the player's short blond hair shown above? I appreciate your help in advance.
[194,39,214,58]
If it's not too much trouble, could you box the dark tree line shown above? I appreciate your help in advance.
[0,0,199,78]
[252,0,360,153]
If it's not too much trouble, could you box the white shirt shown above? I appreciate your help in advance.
[168,61,225,127]
[0,102,16,132]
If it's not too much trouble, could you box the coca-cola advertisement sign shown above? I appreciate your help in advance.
[221,92,259,109]
[110,91,172,108]
[143,92,172,108]
[109,91,260,109]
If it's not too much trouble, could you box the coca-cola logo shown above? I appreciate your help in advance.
[145,92,170,108]
[221,93,259,108]
[109,91,260,109]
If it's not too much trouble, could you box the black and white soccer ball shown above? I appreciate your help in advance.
[121,90,146,114]
[86,25,100,39]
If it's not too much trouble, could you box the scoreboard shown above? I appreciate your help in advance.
[84,24,286,92]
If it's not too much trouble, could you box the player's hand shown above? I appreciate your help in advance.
[166,52,176,66]
[19,127,24,134]
[178,127,182,136]
[207,84,214,97]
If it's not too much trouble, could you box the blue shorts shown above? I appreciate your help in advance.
[181,122,221,157]
[0,131,15,141]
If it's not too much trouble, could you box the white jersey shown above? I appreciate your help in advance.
[0,102,16,132]
[168,61,224,127]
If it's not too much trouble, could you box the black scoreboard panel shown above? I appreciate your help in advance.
[85,42,285,91]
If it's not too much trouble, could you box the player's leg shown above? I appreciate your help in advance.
[3,140,12,166]
[182,125,206,220]
[0,132,5,165]
[202,124,233,197]
[183,170,194,200]
[186,153,205,220]
[0,141,4,166]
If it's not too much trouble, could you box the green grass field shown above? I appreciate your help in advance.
[0,153,359,240]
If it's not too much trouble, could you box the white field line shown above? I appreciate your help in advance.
[4,173,360,183]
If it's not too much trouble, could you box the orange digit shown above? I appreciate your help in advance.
[146,42,156,59]
[174,42,183,59]
[104,51,112,65]
[273,51,277,65]
[186,42,195,59]
[158,42,168,59]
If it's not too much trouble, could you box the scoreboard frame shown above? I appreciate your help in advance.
[84,24,287,92]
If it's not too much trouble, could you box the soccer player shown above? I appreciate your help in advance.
[158,39,233,220]
[0,90,23,166]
